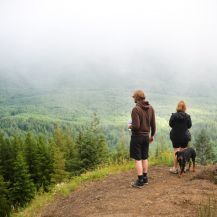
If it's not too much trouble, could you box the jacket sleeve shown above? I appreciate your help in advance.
[150,108,156,137]
[169,114,174,128]
[187,115,192,129]
[131,107,140,131]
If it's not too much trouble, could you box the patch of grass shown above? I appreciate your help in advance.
[11,161,134,217]
[150,144,174,167]
[197,197,217,217]
[150,150,173,166]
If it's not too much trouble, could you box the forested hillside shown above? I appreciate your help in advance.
[0,74,217,150]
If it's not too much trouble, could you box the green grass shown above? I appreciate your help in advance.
[150,150,173,166]
[197,197,217,217]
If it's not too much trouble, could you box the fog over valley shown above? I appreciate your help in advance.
[0,0,217,96]
[0,0,216,130]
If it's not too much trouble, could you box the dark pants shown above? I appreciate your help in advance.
[130,135,149,160]
[172,141,188,149]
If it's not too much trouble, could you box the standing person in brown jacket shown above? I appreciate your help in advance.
[128,90,156,188]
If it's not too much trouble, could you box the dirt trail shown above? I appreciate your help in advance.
[40,166,217,217]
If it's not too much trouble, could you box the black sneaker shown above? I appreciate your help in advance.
[131,179,144,188]
[143,176,149,185]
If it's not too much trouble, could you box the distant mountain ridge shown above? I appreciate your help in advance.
[1,71,216,98]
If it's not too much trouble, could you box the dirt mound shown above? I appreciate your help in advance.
[192,165,217,184]
[39,166,217,217]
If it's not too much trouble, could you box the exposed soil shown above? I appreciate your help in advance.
[39,165,217,217]
[193,165,217,184]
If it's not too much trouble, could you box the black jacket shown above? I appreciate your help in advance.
[169,112,192,143]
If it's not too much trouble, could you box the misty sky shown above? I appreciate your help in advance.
[0,0,217,84]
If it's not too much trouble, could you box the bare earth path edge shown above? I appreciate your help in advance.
[40,165,217,217]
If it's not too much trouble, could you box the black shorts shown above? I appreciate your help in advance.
[172,141,188,149]
[130,136,149,160]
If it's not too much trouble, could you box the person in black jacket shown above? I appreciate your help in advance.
[169,101,192,174]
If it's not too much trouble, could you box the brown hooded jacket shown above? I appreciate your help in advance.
[131,100,156,137]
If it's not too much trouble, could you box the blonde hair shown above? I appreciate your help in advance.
[132,90,145,101]
[176,101,186,112]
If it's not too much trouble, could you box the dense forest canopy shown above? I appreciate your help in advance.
[0,73,217,152]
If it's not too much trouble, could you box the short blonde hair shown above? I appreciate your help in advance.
[176,101,186,112]
[132,90,145,101]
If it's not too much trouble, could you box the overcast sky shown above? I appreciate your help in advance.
[0,0,217,84]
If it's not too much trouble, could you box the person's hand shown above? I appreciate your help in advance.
[127,120,132,129]
[149,136,154,143]
[128,123,132,129]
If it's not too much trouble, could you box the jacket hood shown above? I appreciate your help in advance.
[137,100,151,110]
[172,112,188,120]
